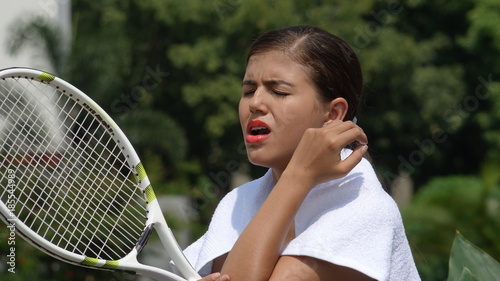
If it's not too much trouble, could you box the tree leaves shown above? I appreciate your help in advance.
[448,233,500,281]
[403,175,500,280]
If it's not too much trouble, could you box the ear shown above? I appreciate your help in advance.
[324,97,348,122]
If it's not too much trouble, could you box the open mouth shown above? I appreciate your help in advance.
[250,126,271,136]
[246,120,271,143]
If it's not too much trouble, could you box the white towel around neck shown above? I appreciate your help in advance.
[177,149,421,280]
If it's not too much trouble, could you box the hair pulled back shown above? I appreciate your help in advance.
[247,25,363,121]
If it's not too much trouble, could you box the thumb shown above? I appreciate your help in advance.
[340,144,368,172]
[199,272,220,281]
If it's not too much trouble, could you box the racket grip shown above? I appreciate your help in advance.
[156,222,201,281]
[136,224,154,254]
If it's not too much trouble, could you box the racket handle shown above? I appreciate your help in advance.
[156,222,201,281]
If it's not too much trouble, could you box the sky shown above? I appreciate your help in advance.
[0,0,69,71]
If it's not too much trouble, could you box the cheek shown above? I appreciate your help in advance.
[238,99,256,139]
[274,111,309,149]
[274,102,320,132]
[238,99,246,124]
[271,103,300,132]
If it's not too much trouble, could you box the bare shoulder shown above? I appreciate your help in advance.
[269,255,375,281]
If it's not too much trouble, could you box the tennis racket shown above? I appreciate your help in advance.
[0,67,201,281]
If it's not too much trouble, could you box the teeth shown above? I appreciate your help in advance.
[250,126,270,136]
[251,126,267,131]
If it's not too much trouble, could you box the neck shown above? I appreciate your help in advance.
[271,168,284,185]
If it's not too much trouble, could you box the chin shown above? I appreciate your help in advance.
[246,151,272,168]
[246,152,288,172]
[247,156,269,168]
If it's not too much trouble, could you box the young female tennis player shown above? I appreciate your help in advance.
[184,25,420,281]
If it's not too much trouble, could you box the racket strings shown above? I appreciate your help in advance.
[48,121,146,255]
[0,81,87,237]
[35,81,147,258]
[15,78,146,256]
[2,82,59,154]
[0,77,148,260]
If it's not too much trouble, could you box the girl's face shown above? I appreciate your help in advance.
[239,50,332,173]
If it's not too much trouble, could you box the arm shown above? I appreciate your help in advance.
[218,121,369,281]
[270,255,374,281]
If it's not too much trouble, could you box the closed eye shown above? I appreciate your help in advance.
[272,90,289,98]
[242,90,255,97]
[243,90,288,98]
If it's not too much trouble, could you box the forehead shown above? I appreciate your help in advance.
[244,50,313,84]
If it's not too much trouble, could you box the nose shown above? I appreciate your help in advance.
[248,88,268,114]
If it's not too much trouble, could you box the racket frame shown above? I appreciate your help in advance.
[0,67,201,281]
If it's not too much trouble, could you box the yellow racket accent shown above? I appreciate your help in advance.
[36,72,56,82]
[103,260,120,269]
[81,257,99,266]
[145,185,156,203]
[136,163,147,181]
[0,67,202,280]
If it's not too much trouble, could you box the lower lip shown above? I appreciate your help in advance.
[245,134,270,144]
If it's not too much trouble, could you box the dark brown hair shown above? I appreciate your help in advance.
[247,25,363,121]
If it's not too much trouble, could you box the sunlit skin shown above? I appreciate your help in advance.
[240,50,336,179]
[199,50,370,281]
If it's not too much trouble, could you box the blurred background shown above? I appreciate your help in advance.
[0,0,499,280]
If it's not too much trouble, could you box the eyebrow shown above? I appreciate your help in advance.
[242,79,294,87]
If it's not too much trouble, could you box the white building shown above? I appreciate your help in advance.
[1,3,195,279]
[0,0,70,71]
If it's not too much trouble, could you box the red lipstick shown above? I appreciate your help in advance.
[245,120,271,144]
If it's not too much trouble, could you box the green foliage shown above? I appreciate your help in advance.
[460,0,500,53]
[0,223,118,280]
[403,174,500,281]
[4,0,500,280]
[448,233,500,281]
[7,0,500,187]
[119,110,188,165]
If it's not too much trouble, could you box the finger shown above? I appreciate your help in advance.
[352,126,368,145]
[340,144,368,172]
[341,125,368,146]
[217,274,230,281]
[199,272,221,281]
[323,123,368,149]
[322,120,365,137]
